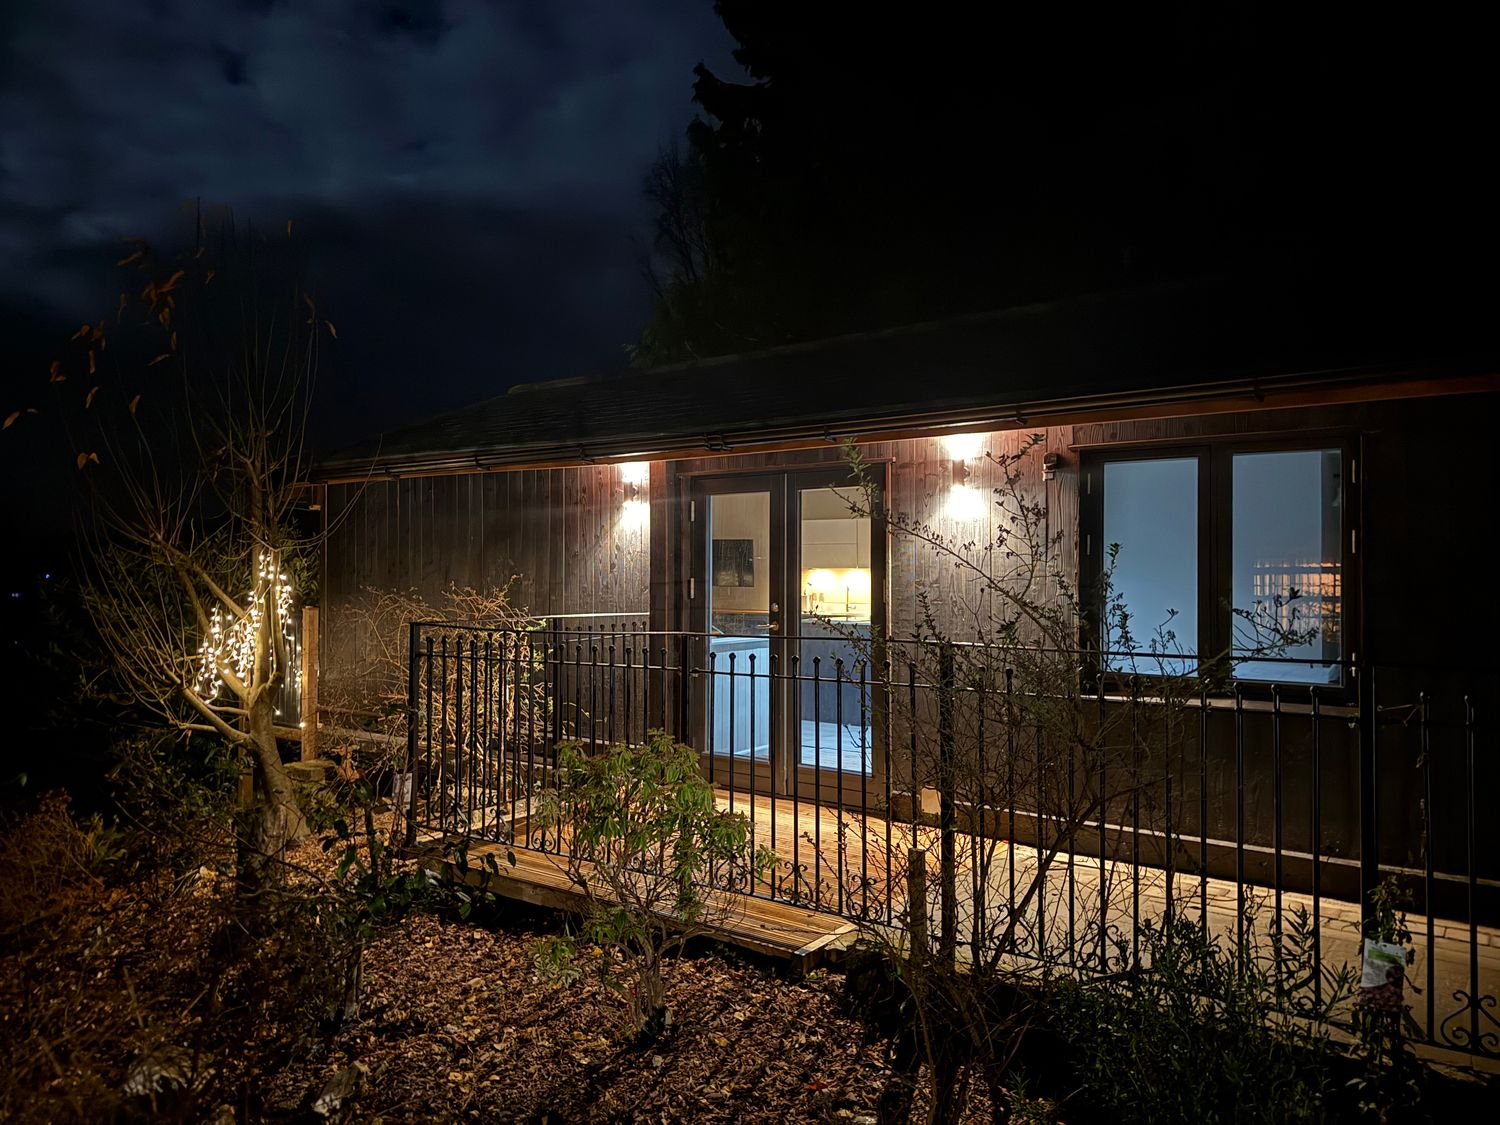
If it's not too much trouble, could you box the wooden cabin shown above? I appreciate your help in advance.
[309,279,1499,1047]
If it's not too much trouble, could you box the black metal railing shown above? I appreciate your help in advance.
[399,621,1497,1059]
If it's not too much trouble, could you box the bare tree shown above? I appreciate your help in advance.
[835,437,1316,1122]
[32,214,329,895]
[639,139,713,296]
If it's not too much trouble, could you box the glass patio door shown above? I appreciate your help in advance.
[691,468,883,801]
[696,477,781,792]
[790,479,877,798]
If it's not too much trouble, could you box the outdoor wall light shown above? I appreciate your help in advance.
[947,482,988,522]
[618,460,650,494]
[621,497,649,531]
[941,432,987,521]
[619,462,650,531]
[941,431,985,462]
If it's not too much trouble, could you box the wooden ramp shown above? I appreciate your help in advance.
[413,839,859,972]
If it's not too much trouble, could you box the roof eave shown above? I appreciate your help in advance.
[310,362,1500,484]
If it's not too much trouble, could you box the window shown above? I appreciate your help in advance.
[1085,442,1351,686]
[1230,450,1343,683]
[1102,458,1199,675]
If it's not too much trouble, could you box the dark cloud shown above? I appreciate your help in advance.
[212,42,251,86]
[293,194,660,447]
[0,0,737,440]
[374,1,450,46]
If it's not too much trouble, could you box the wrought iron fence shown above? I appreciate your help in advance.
[400,621,1497,1059]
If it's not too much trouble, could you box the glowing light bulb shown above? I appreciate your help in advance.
[941,432,985,461]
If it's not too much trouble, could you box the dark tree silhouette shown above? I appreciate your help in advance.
[636,2,1494,366]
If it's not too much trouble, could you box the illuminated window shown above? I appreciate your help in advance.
[1231,450,1342,684]
[1085,444,1350,686]
[1102,457,1198,675]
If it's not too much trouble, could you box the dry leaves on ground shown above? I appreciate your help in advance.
[264,901,895,1123]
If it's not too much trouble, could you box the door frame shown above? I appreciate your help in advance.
[685,461,889,804]
[687,472,786,796]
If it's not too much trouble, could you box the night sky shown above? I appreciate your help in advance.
[3,2,1495,565]
[0,0,737,512]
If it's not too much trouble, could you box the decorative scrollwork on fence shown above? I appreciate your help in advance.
[1438,989,1500,1056]
[771,861,812,906]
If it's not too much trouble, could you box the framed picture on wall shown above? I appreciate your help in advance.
[712,539,755,587]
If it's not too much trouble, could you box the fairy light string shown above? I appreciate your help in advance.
[192,550,299,715]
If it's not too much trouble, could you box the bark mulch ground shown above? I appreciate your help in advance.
[266,907,895,1123]
[3,806,940,1123]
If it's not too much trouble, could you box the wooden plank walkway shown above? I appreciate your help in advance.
[708,789,1500,1055]
[412,837,858,972]
[416,782,1500,1054]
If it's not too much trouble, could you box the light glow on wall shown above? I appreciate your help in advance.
[946,482,988,522]
[618,461,650,531]
[621,497,649,531]
[618,461,650,487]
[941,431,985,461]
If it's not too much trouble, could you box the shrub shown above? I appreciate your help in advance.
[0,793,172,1121]
[1055,908,1354,1123]
[107,729,237,888]
[537,731,776,1039]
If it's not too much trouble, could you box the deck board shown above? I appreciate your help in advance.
[415,782,1500,1049]
[412,837,859,970]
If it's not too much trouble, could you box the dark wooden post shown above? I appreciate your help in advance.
[937,641,958,966]
[908,846,929,956]
[1357,660,1379,932]
[550,618,562,750]
[299,605,319,761]
[677,632,693,746]
[404,620,421,847]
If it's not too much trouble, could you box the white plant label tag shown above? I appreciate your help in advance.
[1358,939,1406,1011]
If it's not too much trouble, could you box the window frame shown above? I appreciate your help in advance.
[1079,431,1360,698]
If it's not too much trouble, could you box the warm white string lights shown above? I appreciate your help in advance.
[192,551,299,710]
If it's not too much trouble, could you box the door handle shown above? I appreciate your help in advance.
[757,621,780,632]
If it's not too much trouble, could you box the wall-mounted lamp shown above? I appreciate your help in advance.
[618,460,649,496]
[1042,451,1061,482]
[619,461,650,530]
[941,432,987,521]
[941,432,985,462]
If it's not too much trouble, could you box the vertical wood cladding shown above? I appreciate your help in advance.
[323,464,651,683]
[324,391,1498,671]
[320,391,1497,891]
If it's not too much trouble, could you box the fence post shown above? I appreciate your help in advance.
[909,846,930,957]
[937,641,958,966]
[299,605,319,761]
[550,618,562,750]
[677,633,693,746]
[403,621,421,847]
[1357,660,1379,932]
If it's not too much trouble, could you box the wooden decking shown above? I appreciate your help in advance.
[413,837,858,971]
[707,789,1500,1054]
[418,785,1500,1054]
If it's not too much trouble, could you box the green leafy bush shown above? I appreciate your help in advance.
[1056,908,1354,1123]
[107,729,237,888]
[536,731,776,1038]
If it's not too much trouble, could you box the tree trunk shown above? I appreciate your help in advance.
[236,694,310,905]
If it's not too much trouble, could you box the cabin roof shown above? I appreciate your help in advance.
[313,276,1495,480]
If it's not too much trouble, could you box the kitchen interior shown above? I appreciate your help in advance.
[705,486,873,775]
